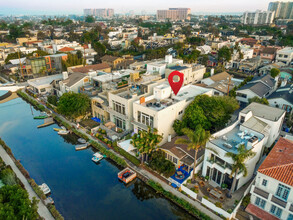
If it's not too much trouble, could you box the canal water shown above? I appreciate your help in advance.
[0,95,196,220]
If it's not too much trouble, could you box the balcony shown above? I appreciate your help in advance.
[106,106,128,120]
[253,187,269,199]
[271,196,287,208]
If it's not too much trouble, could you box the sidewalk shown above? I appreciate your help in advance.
[0,145,54,220]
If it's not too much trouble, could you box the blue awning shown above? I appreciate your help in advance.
[91,117,101,123]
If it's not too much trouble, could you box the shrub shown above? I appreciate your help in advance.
[215,202,222,208]
[241,194,251,208]
[227,209,232,214]
[28,179,46,200]
[47,204,64,220]
[148,150,175,177]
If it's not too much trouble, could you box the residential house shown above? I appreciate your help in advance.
[165,64,206,86]
[238,56,261,73]
[202,103,285,192]
[240,38,258,47]
[267,85,293,112]
[101,55,125,69]
[27,74,63,94]
[196,45,212,55]
[91,96,110,124]
[146,55,183,76]
[68,63,111,74]
[161,136,205,174]
[276,47,293,65]
[236,74,277,103]
[246,137,293,220]
[259,62,286,75]
[260,47,279,63]
[132,83,213,144]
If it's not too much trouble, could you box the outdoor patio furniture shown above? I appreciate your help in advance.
[199,181,205,187]
[209,189,222,199]
[207,188,211,192]
[194,183,199,190]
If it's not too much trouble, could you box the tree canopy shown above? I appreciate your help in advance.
[248,97,269,105]
[181,95,239,132]
[0,185,39,220]
[85,16,95,23]
[218,46,232,63]
[57,92,91,118]
[270,68,280,78]
[61,53,84,69]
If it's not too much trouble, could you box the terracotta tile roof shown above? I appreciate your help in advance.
[258,137,293,187]
[71,63,110,73]
[59,47,75,52]
[246,204,279,220]
[261,47,278,55]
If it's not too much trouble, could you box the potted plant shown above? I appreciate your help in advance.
[205,176,209,181]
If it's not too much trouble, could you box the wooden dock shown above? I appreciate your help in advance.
[37,117,54,128]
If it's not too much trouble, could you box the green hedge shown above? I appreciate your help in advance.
[17,90,45,112]
[148,180,212,220]
[28,179,47,200]
[111,142,140,167]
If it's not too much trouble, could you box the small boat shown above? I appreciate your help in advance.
[53,128,63,131]
[34,115,48,119]
[58,130,69,135]
[75,143,89,151]
[118,168,137,184]
[92,152,105,163]
[78,138,87,144]
[39,183,51,195]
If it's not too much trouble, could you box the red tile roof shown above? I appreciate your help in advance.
[258,137,293,187]
[59,47,74,52]
[246,204,279,220]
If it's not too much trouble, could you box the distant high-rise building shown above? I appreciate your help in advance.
[268,1,293,19]
[157,8,191,21]
[242,10,275,25]
[83,8,114,18]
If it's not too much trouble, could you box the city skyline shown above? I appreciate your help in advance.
[0,0,281,16]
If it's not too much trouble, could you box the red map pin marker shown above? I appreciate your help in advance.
[168,70,184,95]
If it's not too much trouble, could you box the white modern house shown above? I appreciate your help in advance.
[27,74,63,94]
[132,82,213,144]
[165,64,206,86]
[276,47,293,65]
[201,103,285,192]
[146,55,183,76]
[267,85,293,112]
[247,137,293,220]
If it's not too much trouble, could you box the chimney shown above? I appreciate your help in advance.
[62,71,68,80]
[168,134,172,142]
[140,96,145,104]
[210,68,215,76]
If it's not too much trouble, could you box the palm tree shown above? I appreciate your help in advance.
[225,144,256,197]
[175,125,210,183]
[131,127,162,165]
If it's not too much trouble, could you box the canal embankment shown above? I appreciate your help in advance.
[16,89,224,220]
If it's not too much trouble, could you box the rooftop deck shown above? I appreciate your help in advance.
[211,125,264,154]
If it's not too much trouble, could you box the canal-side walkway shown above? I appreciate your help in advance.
[26,91,222,220]
[0,145,55,220]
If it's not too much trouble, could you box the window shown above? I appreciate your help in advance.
[270,205,282,218]
[262,179,267,187]
[137,111,154,127]
[236,92,247,98]
[288,214,293,220]
[178,110,183,115]
[112,101,125,115]
[284,55,288,58]
[255,197,266,209]
[173,157,178,164]
[275,184,291,201]
[40,88,46,92]
[240,116,245,123]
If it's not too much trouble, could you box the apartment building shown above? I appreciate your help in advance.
[276,47,293,65]
[84,8,114,18]
[132,82,213,144]
[242,10,275,25]
[165,64,206,86]
[157,8,191,21]
[202,103,285,192]
[247,137,293,220]
[268,1,293,19]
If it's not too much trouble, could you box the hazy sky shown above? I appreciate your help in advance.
[0,0,277,15]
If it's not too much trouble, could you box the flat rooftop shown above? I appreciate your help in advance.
[211,125,264,154]
[137,84,211,111]
[28,74,63,87]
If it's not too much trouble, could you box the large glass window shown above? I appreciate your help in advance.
[137,111,154,127]
[288,214,293,220]
[112,101,125,115]
[275,184,290,201]
[254,197,266,209]
[270,205,282,218]
[114,116,126,130]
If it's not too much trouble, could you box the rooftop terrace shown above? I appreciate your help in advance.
[210,125,264,154]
